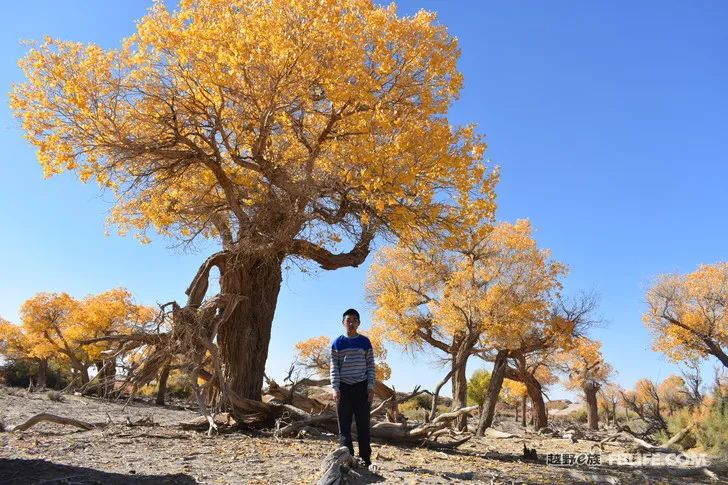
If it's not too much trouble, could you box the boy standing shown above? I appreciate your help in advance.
[330,308,375,467]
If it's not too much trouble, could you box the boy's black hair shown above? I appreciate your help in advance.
[342,308,360,321]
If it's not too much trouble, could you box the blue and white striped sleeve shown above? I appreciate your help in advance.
[366,341,375,390]
[330,341,340,391]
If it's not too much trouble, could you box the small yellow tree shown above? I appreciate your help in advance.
[295,331,390,382]
[560,337,613,430]
[0,317,54,387]
[597,382,623,426]
[75,288,155,395]
[500,379,528,423]
[644,263,728,368]
[20,293,88,384]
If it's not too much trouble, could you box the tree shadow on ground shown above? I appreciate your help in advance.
[0,459,198,485]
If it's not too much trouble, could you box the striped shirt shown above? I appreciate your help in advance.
[330,334,375,391]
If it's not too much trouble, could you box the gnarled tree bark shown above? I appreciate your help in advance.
[584,381,600,431]
[156,364,171,406]
[476,349,509,435]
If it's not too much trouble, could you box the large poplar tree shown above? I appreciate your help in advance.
[10,0,495,402]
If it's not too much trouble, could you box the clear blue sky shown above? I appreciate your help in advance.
[1,1,727,401]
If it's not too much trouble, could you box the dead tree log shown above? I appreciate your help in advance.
[370,405,478,444]
[317,447,360,485]
[264,380,328,413]
[275,403,477,447]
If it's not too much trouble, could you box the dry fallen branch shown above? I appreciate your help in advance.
[600,423,696,454]
[370,405,478,445]
[275,412,337,438]
[7,413,98,432]
[371,385,429,417]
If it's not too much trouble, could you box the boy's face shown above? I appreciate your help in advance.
[342,314,360,335]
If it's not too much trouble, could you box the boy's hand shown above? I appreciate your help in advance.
[367,388,374,403]
[332,389,340,404]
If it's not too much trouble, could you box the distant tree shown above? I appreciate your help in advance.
[560,337,613,430]
[657,375,690,416]
[597,382,623,426]
[504,351,560,429]
[621,378,671,436]
[467,369,491,407]
[75,288,155,395]
[0,317,51,388]
[644,263,728,368]
[500,379,528,423]
[18,290,152,391]
[484,293,598,431]
[367,220,564,431]
[19,293,88,385]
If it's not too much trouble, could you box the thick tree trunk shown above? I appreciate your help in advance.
[584,382,600,431]
[156,365,171,406]
[506,358,547,430]
[524,375,547,430]
[529,398,534,425]
[94,360,115,397]
[521,395,527,427]
[450,357,468,431]
[65,353,89,387]
[105,360,116,396]
[476,350,508,435]
[218,256,283,408]
[78,366,90,386]
[37,358,48,389]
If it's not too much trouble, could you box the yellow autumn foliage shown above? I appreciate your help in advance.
[644,262,728,366]
[16,289,154,373]
[10,0,496,255]
[295,331,390,381]
[366,219,565,352]
[559,337,613,391]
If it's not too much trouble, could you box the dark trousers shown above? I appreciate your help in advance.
[336,380,371,461]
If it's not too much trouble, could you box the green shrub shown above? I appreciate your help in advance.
[0,359,70,389]
[398,399,419,412]
[568,408,588,423]
[658,407,697,450]
[167,372,192,399]
[695,392,728,457]
[414,393,433,410]
[46,390,65,402]
[467,369,491,407]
